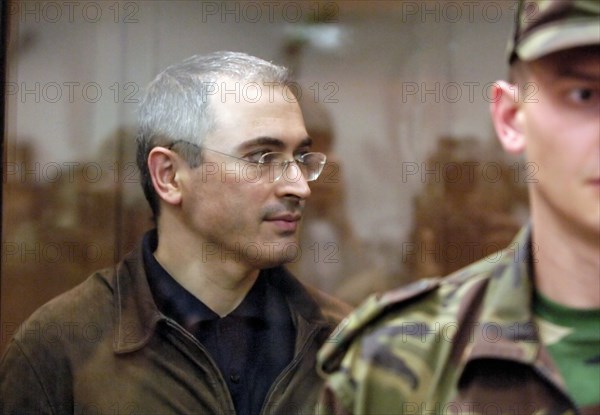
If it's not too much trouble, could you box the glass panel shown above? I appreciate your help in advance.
[2,1,526,352]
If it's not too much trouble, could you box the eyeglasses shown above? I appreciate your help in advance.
[166,141,327,182]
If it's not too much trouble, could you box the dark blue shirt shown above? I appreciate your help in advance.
[142,231,296,415]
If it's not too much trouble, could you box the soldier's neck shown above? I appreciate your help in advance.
[530,205,600,309]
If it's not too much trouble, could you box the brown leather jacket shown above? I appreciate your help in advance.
[0,241,351,414]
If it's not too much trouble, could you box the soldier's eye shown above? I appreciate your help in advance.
[567,87,598,106]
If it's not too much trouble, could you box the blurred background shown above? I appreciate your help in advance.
[1,0,531,352]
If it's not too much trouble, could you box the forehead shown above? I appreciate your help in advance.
[207,80,306,148]
[530,46,600,79]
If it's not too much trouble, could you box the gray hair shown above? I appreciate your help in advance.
[136,51,292,220]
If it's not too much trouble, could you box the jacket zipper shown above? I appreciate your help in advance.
[258,325,322,415]
[164,318,238,414]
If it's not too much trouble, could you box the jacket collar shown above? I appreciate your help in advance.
[112,238,163,354]
[459,225,566,389]
[465,225,538,362]
[111,232,330,354]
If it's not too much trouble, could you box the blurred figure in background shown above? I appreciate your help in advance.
[290,98,370,299]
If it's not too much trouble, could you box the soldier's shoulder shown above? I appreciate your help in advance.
[317,277,441,375]
[318,256,502,374]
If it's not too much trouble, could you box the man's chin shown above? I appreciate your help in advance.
[247,240,301,268]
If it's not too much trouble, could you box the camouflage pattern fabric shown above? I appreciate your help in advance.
[508,0,600,62]
[317,226,600,414]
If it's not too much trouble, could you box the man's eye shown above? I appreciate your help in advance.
[294,151,310,161]
[245,150,272,163]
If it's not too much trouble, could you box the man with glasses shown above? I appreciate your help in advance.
[317,1,599,413]
[0,51,350,414]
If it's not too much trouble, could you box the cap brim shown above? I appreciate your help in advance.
[516,20,600,61]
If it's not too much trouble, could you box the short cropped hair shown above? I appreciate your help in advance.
[136,51,292,220]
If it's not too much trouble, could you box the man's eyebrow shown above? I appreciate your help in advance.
[298,137,313,148]
[237,136,313,151]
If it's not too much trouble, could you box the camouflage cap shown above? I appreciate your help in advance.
[508,0,600,63]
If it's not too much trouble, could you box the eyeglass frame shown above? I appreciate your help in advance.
[164,140,327,182]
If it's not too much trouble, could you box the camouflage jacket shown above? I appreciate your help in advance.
[317,227,599,415]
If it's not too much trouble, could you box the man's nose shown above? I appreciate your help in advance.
[276,161,311,199]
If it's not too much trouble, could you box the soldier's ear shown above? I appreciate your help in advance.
[147,147,184,207]
[490,81,526,154]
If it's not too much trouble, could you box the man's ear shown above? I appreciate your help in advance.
[490,80,526,154]
[147,147,184,207]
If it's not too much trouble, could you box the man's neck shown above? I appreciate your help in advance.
[531,206,600,309]
[154,224,260,317]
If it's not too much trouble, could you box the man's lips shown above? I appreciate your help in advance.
[264,213,301,232]
[265,213,301,222]
[587,178,600,187]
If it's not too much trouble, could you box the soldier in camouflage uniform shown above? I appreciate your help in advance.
[317,1,600,413]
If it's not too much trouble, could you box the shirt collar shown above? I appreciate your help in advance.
[143,229,275,326]
[143,230,218,329]
[113,230,330,354]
